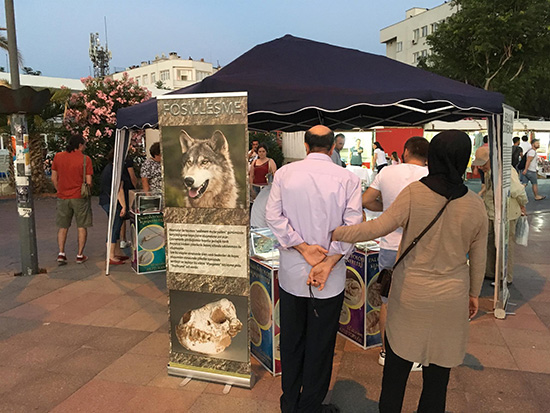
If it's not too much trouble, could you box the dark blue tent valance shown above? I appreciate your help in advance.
[117,35,504,132]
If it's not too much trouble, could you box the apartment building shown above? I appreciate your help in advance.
[111,52,219,92]
[380,3,457,66]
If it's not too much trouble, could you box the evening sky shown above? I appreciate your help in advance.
[0,0,443,80]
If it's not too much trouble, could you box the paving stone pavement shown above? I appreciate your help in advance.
[1,179,549,412]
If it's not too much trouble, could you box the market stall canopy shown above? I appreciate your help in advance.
[116,34,504,132]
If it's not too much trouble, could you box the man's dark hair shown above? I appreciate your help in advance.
[66,134,85,153]
[334,133,345,140]
[513,137,520,144]
[511,144,522,168]
[149,142,161,157]
[404,136,429,161]
[483,135,488,144]
[304,128,334,152]
[522,135,529,142]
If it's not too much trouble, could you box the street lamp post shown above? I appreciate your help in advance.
[5,0,38,275]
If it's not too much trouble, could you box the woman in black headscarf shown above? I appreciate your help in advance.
[419,129,471,200]
[331,131,488,412]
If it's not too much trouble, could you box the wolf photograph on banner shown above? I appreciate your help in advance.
[162,124,247,209]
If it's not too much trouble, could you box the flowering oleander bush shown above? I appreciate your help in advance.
[64,73,151,141]
[64,73,151,192]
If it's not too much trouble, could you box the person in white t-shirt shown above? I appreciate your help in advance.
[519,135,532,159]
[362,136,429,370]
[373,141,388,173]
[522,138,546,200]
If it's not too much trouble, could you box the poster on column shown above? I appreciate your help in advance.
[158,92,252,388]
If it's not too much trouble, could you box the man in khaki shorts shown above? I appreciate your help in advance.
[51,134,93,264]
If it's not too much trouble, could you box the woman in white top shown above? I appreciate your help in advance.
[373,142,388,172]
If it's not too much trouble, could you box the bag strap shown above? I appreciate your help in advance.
[83,154,86,183]
[392,195,453,270]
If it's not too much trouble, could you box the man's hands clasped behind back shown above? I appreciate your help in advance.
[294,242,342,292]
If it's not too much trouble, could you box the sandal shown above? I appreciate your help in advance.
[535,196,546,201]
[115,255,130,260]
[109,258,126,265]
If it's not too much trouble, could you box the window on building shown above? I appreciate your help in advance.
[196,71,209,81]
[421,49,428,57]
[413,28,420,40]
[413,52,420,64]
[396,41,403,52]
[142,74,148,84]
[421,26,428,37]
[431,22,440,33]
[135,76,141,85]
[151,72,156,83]
[177,69,192,81]
[160,70,170,81]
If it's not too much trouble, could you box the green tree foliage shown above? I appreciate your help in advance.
[155,80,171,90]
[27,88,72,193]
[0,34,23,64]
[418,0,550,117]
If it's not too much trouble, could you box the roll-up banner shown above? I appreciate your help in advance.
[491,105,513,319]
[157,92,252,388]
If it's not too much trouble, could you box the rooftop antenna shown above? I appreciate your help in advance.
[104,16,108,54]
[89,18,111,78]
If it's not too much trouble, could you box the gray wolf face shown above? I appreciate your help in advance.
[179,129,238,208]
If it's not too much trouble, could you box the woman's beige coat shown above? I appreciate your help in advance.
[333,182,488,367]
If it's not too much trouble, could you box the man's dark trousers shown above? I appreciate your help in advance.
[279,287,344,413]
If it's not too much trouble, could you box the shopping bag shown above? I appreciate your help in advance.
[515,216,529,247]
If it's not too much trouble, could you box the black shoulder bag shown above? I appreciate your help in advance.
[377,195,454,298]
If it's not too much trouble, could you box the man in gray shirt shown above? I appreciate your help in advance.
[330,133,345,167]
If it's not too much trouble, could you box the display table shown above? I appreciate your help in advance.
[130,211,166,274]
[249,247,382,375]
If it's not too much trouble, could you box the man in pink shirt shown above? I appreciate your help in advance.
[266,125,362,413]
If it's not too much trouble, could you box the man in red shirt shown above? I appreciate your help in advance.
[51,134,93,264]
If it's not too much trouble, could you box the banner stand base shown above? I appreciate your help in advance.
[167,365,255,389]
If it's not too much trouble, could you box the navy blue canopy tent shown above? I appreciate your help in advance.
[110,35,510,309]
[116,34,504,131]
